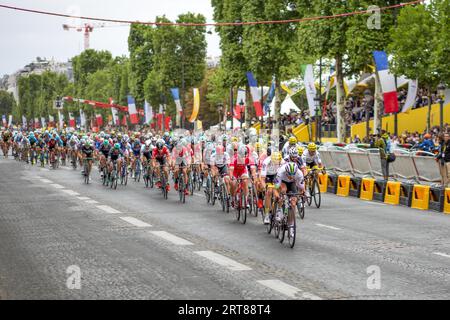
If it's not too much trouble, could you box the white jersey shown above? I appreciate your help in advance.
[211,150,230,167]
[274,165,304,189]
[261,157,281,177]
[301,150,322,165]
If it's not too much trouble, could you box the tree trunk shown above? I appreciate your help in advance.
[335,55,346,143]
[274,77,281,132]
[427,84,432,132]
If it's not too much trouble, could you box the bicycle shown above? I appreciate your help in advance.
[304,166,322,209]
[218,174,230,213]
[133,157,142,182]
[83,158,92,184]
[178,165,187,203]
[274,192,301,249]
[234,178,248,224]
[159,165,169,200]
[143,161,154,188]
[109,160,119,190]
[120,160,128,186]
[49,149,57,169]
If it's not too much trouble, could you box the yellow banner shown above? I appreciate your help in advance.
[281,83,293,96]
[189,88,200,123]
[197,120,203,130]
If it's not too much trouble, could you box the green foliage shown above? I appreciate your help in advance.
[0,90,16,116]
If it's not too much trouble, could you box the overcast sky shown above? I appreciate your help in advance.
[0,0,221,76]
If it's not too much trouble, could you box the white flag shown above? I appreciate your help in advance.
[304,64,317,117]
[111,107,119,125]
[401,79,418,113]
[41,117,46,127]
[79,109,86,128]
[58,111,64,128]
[22,115,27,127]
[8,115,12,126]
[144,101,153,124]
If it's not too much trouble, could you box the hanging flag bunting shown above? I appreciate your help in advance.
[111,108,119,125]
[304,64,317,117]
[121,114,128,127]
[170,88,183,127]
[127,95,139,124]
[373,51,399,114]
[8,115,12,127]
[2,115,7,127]
[401,79,418,113]
[79,109,86,128]
[69,113,75,127]
[96,113,103,127]
[444,89,450,107]
[234,88,246,120]
[41,117,46,128]
[144,100,153,124]
[58,111,64,128]
[246,72,264,117]
[22,115,27,128]
[264,79,276,115]
[165,116,171,130]
[189,88,200,123]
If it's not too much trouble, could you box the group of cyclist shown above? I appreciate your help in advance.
[1,126,324,240]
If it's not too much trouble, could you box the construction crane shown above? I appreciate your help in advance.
[63,23,103,50]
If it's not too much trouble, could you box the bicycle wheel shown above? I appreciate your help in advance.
[149,170,154,188]
[211,180,216,206]
[179,176,185,203]
[279,216,286,244]
[220,185,225,212]
[124,165,128,186]
[306,182,313,207]
[313,179,321,208]
[240,193,247,224]
[84,162,89,184]
[288,215,296,248]
[189,172,194,195]
[250,186,258,217]
[297,198,305,220]
[205,176,211,204]
[113,173,118,190]
[235,195,241,222]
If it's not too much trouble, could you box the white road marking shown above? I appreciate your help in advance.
[96,205,121,214]
[39,179,53,183]
[193,193,203,198]
[151,231,193,245]
[61,189,80,196]
[77,197,91,201]
[257,280,322,300]
[194,251,252,271]
[315,223,342,231]
[120,217,152,228]
[85,200,99,204]
[50,183,65,189]
[40,168,50,171]
[433,252,450,259]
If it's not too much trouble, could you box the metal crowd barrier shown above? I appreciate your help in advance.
[319,147,443,186]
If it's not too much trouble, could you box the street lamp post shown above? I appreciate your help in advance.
[364,89,372,140]
[314,96,321,143]
[239,99,244,129]
[438,83,446,130]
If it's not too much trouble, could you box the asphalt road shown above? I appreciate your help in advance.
[0,157,449,300]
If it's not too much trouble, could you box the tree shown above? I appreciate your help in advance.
[0,90,15,116]
[128,24,154,107]
[388,3,438,130]
[295,0,352,142]
[431,0,450,86]
[241,0,298,129]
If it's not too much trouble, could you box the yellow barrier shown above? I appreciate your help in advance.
[411,185,430,210]
[360,178,375,201]
[336,175,351,197]
[318,173,328,193]
[444,188,450,214]
[384,181,401,205]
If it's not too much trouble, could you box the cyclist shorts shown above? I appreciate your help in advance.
[283,181,298,194]
[216,165,228,177]
[156,158,166,166]
[265,174,276,184]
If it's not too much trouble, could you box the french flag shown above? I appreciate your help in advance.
[127,95,139,124]
[69,113,75,128]
[170,88,183,114]
[96,113,103,127]
[373,51,399,114]
[246,72,264,117]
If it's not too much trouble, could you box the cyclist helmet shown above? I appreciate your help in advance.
[103,140,109,146]
[424,133,431,139]
[221,134,228,142]
[289,136,298,146]
[307,143,317,152]
[297,146,305,156]
[285,163,298,176]
[114,143,120,150]
[271,152,282,163]
[255,142,262,150]
[85,140,92,147]
[289,147,299,159]
[156,139,165,150]
[231,136,239,143]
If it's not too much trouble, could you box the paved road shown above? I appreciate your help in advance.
[0,158,449,300]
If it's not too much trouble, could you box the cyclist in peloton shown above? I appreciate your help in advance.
[301,143,323,169]
[260,151,283,224]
